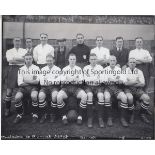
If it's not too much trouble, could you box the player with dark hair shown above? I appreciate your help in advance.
[68,33,90,68]
[33,33,54,68]
[91,36,110,67]
[13,53,40,124]
[83,53,105,128]
[55,38,69,69]
[38,54,61,123]
[124,58,151,124]
[25,38,33,54]
[4,37,27,117]
[102,55,129,127]
[110,36,129,70]
[57,53,87,125]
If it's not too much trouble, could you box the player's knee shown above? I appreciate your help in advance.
[126,93,133,103]
[38,92,46,102]
[57,92,64,104]
[104,92,111,102]
[141,94,150,102]
[51,91,58,102]
[97,92,103,98]
[15,93,23,102]
[118,92,127,103]
[6,88,12,96]
[97,92,104,101]
[31,91,38,102]
[87,92,93,100]
[81,92,87,102]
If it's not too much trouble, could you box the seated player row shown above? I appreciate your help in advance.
[13,52,150,128]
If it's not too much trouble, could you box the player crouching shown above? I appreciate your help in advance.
[57,53,87,125]
[103,55,129,127]
[124,58,150,124]
[38,54,61,123]
[83,53,105,128]
[13,53,40,124]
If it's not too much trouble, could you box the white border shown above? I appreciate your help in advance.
[0,0,155,15]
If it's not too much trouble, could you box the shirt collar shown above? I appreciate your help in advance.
[77,43,84,47]
[47,65,55,70]
[128,67,137,72]
[14,47,21,51]
[40,43,47,47]
[116,47,122,51]
[136,48,142,51]
[97,46,103,50]
[69,65,76,69]
[109,66,116,70]
[26,48,32,51]
[90,64,97,68]
[25,64,33,69]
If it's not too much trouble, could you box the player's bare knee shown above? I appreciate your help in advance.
[81,91,87,102]
[51,91,58,102]
[97,92,104,102]
[104,92,111,102]
[126,93,133,103]
[77,91,87,102]
[31,91,38,101]
[38,92,46,102]
[87,92,93,100]
[118,92,127,103]
[6,88,13,96]
[15,92,23,102]
[57,91,64,104]
[141,94,150,102]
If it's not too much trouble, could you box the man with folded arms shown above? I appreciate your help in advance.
[124,58,150,124]
[57,53,87,125]
[39,54,61,123]
[83,53,106,128]
[13,53,40,124]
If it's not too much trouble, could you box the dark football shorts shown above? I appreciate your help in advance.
[17,85,39,96]
[61,85,83,97]
[39,86,60,96]
[7,65,20,88]
[84,85,104,95]
[124,86,145,99]
[105,85,123,97]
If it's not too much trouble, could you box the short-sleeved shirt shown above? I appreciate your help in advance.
[33,43,54,64]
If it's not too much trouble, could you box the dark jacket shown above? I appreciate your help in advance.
[110,47,129,67]
[55,46,69,69]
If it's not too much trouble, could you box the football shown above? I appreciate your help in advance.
[67,109,78,122]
